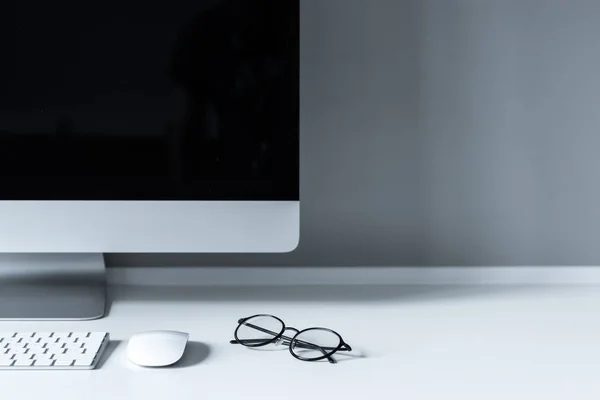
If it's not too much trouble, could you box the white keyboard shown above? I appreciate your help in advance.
[0,332,109,370]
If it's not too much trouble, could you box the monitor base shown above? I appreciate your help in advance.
[0,253,106,320]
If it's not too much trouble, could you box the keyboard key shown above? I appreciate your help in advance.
[0,359,15,367]
[46,345,64,354]
[69,333,87,341]
[34,357,54,367]
[88,332,106,341]
[74,356,96,367]
[32,348,49,356]
[15,333,35,339]
[53,360,74,367]
[57,350,75,359]
[83,344,102,354]
[34,333,52,340]
[14,358,35,367]
[57,358,76,366]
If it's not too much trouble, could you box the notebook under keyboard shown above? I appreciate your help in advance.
[0,332,109,370]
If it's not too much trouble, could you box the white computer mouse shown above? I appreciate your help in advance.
[127,330,189,367]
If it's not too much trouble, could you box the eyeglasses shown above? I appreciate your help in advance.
[230,314,352,363]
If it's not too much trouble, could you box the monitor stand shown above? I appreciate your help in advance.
[0,253,106,320]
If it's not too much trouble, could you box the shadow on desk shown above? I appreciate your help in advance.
[97,340,122,369]
[172,342,211,368]
[108,284,539,305]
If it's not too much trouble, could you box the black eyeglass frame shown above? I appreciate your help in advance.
[230,314,352,363]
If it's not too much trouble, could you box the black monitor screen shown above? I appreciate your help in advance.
[0,0,299,200]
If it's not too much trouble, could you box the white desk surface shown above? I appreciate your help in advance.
[1,284,600,400]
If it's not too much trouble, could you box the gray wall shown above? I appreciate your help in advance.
[109,0,600,267]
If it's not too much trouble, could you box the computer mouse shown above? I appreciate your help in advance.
[127,330,189,367]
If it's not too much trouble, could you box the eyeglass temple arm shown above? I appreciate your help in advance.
[230,338,351,352]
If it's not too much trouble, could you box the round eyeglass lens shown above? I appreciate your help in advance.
[235,315,285,347]
[290,328,341,360]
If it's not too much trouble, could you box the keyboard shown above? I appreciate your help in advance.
[0,332,109,370]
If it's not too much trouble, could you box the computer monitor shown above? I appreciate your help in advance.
[0,0,300,320]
